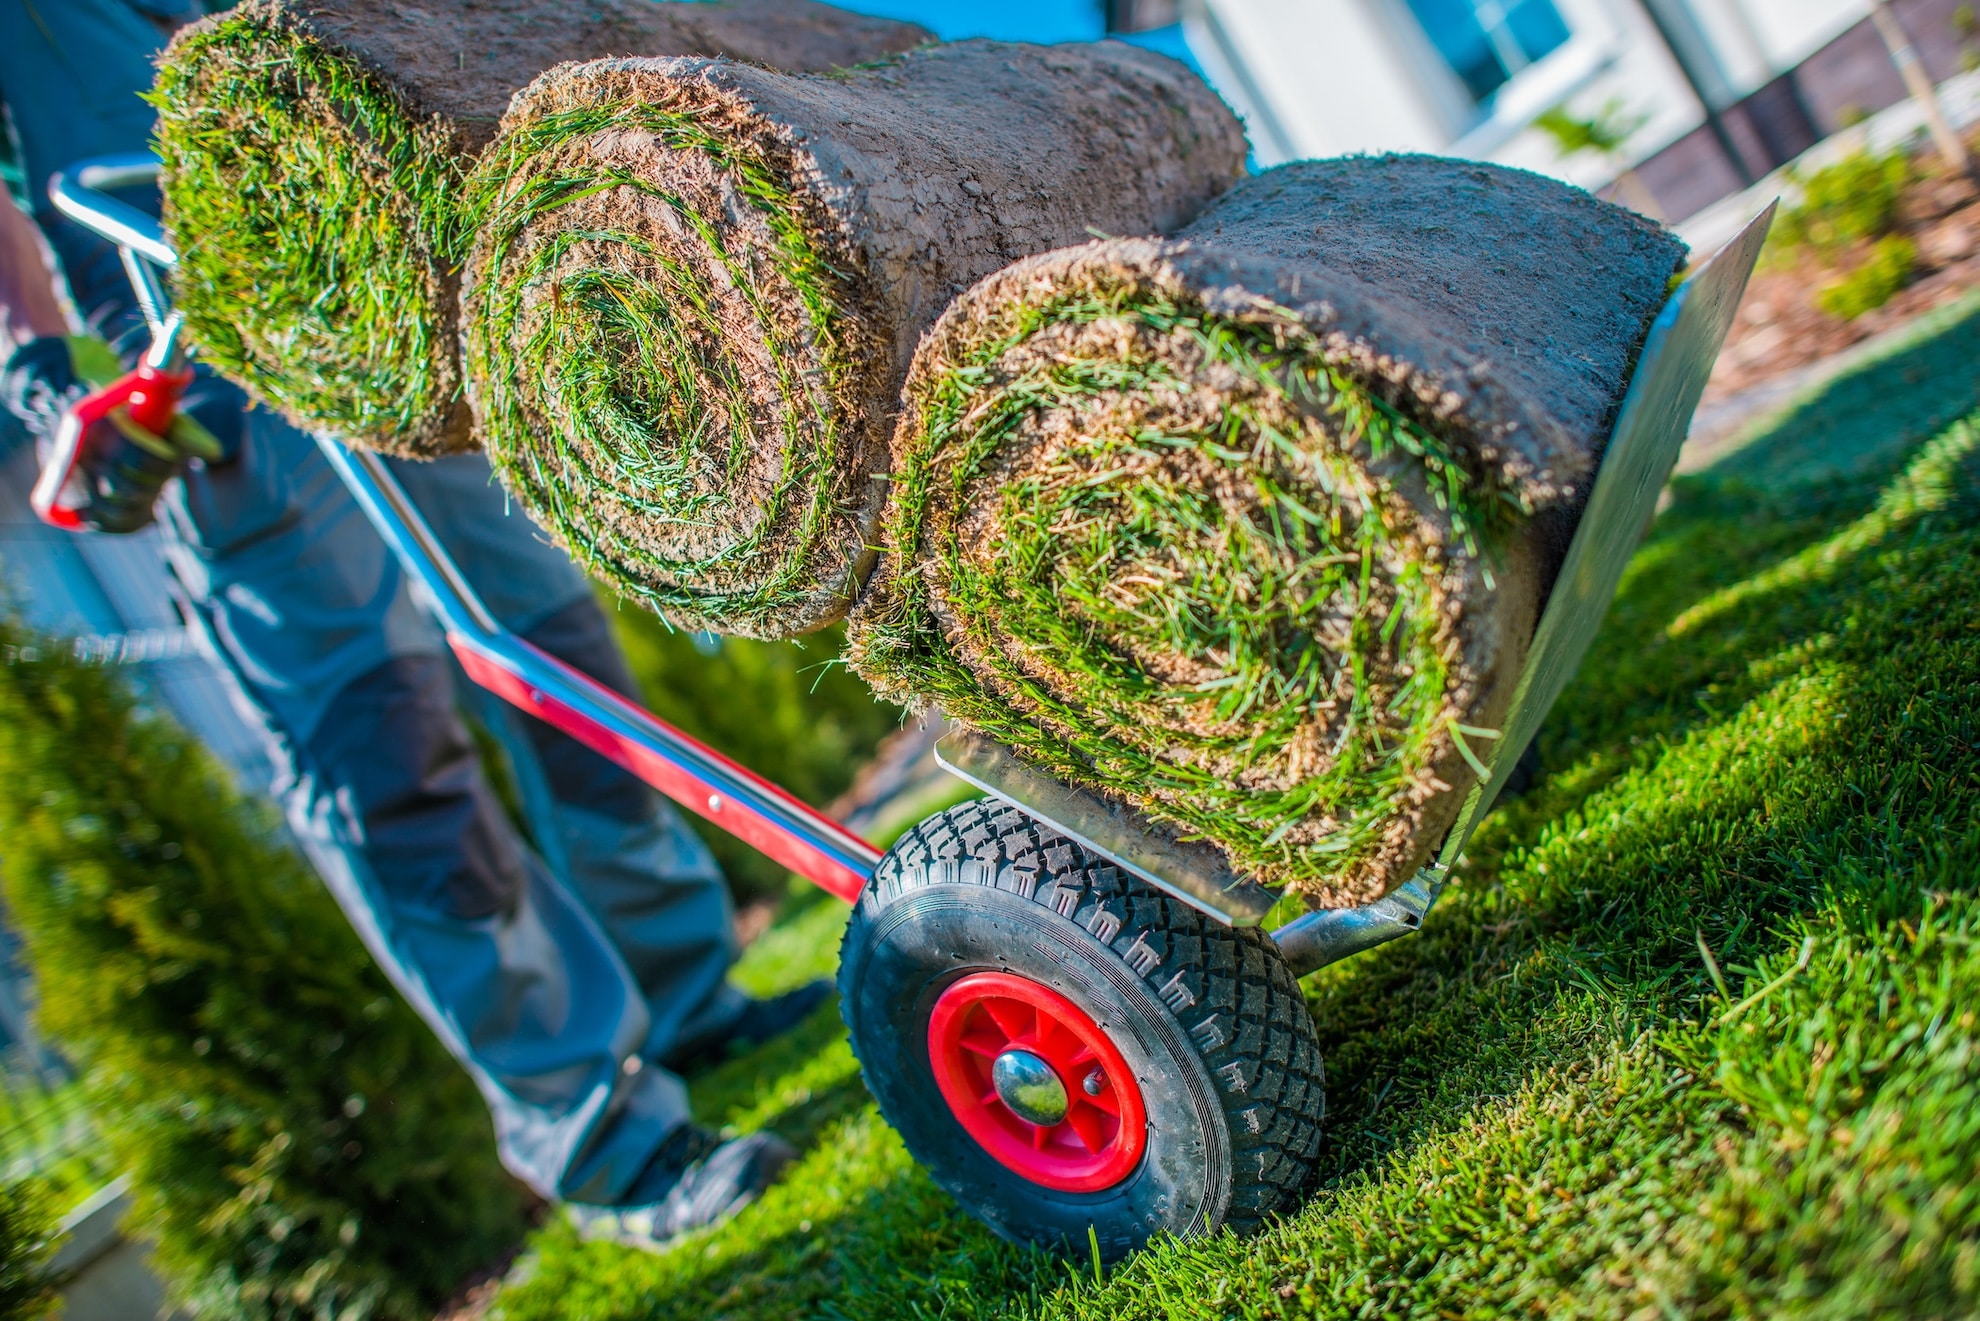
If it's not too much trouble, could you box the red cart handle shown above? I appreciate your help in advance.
[31,359,194,531]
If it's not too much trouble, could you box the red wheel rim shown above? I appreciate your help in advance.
[926,971,1148,1193]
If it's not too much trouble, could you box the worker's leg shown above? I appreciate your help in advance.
[2,0,749,1206]
[389,455,745,1061]
[507,598,747,1056]
[156,414,690,1204]
[288,651,685,1204]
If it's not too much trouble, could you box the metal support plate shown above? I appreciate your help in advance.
[934,732,1280,926]
[1430,203,1776,874]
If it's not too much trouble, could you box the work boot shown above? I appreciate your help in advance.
[568,1125,796,1251]
[660,979,834,1073]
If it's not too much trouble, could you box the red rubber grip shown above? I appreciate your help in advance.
[119,362,192,437]
[32,362,194,530]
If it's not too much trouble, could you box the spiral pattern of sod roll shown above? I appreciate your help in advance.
[150,0,929,456]
[852,260,1533,905]
[461,45,1246,637]
[851,159,1687,906]
[462,72,879,637]
[154,4,462,453]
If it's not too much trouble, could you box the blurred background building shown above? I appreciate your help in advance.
[843,0,1980,226]
[1140,0,1980,223]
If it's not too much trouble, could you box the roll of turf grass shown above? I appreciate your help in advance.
[850,156,1687,907]
[460,42,1246,638]
[152,0,929,457]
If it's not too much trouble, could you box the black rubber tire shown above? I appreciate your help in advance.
[838,799,1326,1259]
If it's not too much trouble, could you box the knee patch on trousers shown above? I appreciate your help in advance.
[307,655,526,919]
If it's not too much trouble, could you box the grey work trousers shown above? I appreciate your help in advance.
[165,417,738,1207]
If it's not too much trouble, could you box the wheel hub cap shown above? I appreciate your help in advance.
[990,1049,1068,1126]
[926,970,1149,1193]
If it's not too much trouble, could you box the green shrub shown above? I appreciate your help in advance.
[0,1179,56,1319]
[1532,98,1646,159]
[1772,148,1911,256]
[601,609,903,900]
[1818,234,1918,320]
[0,619,526,1320]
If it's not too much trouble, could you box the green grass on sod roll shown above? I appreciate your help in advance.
[463,98,868,636]
[852,279,1530,902]
[152,13,460,448]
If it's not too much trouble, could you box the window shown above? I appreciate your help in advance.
[1402,0,1572,103]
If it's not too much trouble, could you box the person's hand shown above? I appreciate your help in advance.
[53,402,196,535]
[6,336,243,534]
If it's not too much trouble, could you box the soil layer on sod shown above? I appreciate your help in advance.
[851,157,1685,906]
[459,41,1245,638]
[152,0,929,456]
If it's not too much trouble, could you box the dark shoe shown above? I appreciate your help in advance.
[568,1127,796,1251]
[659,979,834,1073]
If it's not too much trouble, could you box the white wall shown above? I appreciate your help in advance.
[1480,0,1716,196]
[1190,0,1704,172]
[1728,0,1870,76]
[1184,0,1452,163]
[1669,0,1869,93]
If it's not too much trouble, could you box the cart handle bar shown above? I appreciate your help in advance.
[319,444,881,902]
[47,154,882,904]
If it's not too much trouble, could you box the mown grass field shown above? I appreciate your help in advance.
[489,294,1980,1320]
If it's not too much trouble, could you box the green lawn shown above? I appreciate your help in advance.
[489,295,1980,1320]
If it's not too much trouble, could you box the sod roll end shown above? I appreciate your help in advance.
[152,0,929,457]
[462,41,1245,637]
[851,157,1686,907]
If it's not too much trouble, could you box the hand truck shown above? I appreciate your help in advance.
[46,152,1768,1259]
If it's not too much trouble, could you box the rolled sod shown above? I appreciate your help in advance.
[151,0,929,457]
[459,41,1246,638]
[849,156,1687,907]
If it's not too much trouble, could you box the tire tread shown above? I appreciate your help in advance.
[858,799,1326,1235]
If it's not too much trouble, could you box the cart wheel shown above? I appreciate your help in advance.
[838,799,1325,1259]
